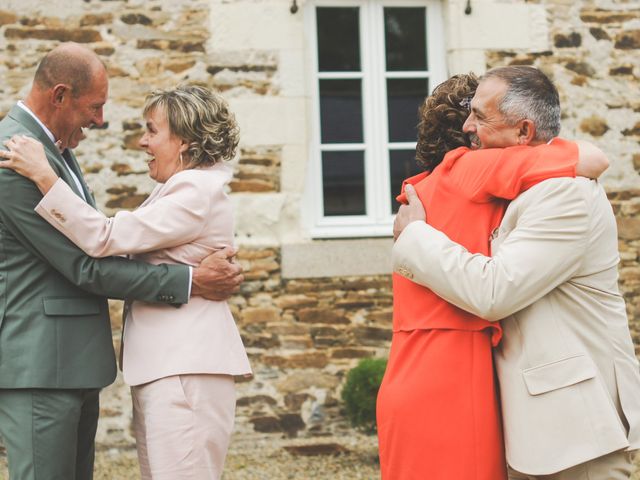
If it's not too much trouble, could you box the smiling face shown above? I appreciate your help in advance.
[56,68,108,150]
[462,77,522,149]
[139,105,187,183]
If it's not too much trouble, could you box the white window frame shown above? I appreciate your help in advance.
[303,0,447,238]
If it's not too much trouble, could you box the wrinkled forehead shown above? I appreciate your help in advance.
[472,77,508,108]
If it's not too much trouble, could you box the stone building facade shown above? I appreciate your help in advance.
[0,0,638,452]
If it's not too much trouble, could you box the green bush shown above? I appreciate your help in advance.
[341,357,388,433]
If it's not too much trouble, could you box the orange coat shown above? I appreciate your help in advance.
[377,139,578,480]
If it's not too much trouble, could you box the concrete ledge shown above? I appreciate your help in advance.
[281,238,394,279]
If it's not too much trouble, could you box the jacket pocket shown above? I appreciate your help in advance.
[43,297,101,316]
[522,354,596,396]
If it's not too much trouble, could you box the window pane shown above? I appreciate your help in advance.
[384,7,427,71]
[317,7,361,72]
[322,151,366,216]
[387,78,429,143]
[389,149,422,214]
[320,79,364,144]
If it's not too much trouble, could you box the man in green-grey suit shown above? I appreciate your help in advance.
[0,43,243,479]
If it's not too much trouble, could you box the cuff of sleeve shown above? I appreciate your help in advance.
[35,177,67,213]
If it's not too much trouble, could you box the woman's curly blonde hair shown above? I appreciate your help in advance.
[416,73,478,171]
[143,85,239,167]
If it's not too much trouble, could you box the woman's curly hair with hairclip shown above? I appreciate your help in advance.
[415,73,478,172]
[143,85,239,168]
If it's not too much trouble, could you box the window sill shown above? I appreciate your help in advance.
[281,238,394,279]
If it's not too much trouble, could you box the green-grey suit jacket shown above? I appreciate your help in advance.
[0,105,190,389]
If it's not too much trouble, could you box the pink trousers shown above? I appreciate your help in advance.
[131,374,236,480]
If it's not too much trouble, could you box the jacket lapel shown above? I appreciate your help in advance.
[7,105,89,203]
[63,149,97,208]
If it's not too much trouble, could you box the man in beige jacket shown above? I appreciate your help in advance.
[393,65,640,479]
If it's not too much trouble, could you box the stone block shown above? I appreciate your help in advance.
[93,42,115,56]
[80,13,113,26]
[135,57,163,77]
[269,325,308,338]
[5,27,102,43]
[238,248,278,260]
[242,333,281,349]
[565,61,596,77]
[279,413,305,436]
[366,309,392,325]
[209,2,304,51]
[276,371,340,393]
[330,348,375,359]
[297,308,349,325]
[229,179,275,192]
[352,326,392,343]
[262,352,328,369]
[280,335,313,349]
[610,65,634,76]
[589,27,611,41]
[313,336,349,348]
[615,30,640,49]
[335,297,375,309]
[554,32,581,48]
[0,10,18,25]
[165,58,196,73]
[622,122,640,136]
[617,217,640,241]
[121,13,152,26]
[105,194,148,210]
[580,10,638,24]
[250,415,281,433]
[241,306,281,324]
[137,37,205,53]
[122,131,143,150]
[310,326,342,338]
[274,294,318,310]
[283,443,350,456]
[236,395,278,407]
[580,116,609,137]
[284,392,313,410]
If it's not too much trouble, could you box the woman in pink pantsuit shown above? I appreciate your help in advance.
[1,85,251,479]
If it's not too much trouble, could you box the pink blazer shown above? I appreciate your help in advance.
[36,163,251,386]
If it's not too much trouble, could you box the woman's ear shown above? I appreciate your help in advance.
[179,139,189,153]
[517,119,537,145]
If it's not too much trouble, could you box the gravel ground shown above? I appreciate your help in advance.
[1,434,381,480]
[1,436,638,479]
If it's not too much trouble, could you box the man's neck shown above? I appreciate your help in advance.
[23,95,60,143]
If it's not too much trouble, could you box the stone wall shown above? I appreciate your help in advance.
[0,0,638,454]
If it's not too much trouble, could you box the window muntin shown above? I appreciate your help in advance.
[308,0,446,237]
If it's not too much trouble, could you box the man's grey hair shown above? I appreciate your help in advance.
[482,66,561,142]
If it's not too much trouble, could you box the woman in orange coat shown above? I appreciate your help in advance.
[376,74,607,479]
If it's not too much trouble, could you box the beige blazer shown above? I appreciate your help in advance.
[36,164,251,386]
[392,177,640,475]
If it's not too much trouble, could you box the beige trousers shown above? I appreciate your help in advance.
[131,374,236,480]
[508,449,635,480]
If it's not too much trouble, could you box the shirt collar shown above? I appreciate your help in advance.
[17,101,60,150]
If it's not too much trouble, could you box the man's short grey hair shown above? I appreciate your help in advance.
[482,66,561,142]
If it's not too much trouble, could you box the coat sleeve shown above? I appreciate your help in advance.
[0,168,190,304]
[461,139,579,202]
[391,178,591,321]
[35,172,218,257]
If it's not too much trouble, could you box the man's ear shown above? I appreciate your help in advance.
[517,119,536,145]
[51,84,70,107]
